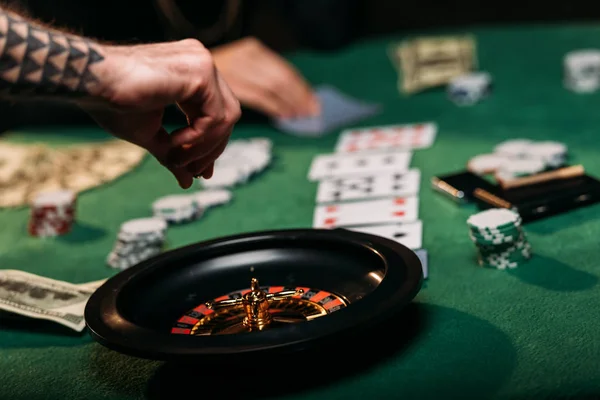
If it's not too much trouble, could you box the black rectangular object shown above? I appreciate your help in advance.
[475,174,600,222]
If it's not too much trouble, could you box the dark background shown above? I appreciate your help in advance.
[2,0,600,133]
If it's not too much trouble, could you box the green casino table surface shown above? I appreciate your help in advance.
[3,24,600,400]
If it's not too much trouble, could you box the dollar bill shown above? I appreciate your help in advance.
[390,35,477,94]
[0,270,102,332]
[76,278,108,291]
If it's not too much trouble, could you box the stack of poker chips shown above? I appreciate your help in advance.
[467,208,532,270]
[106,217,167,270]
[28,190,76,237]
[200,138,272,189]
[152,194,203,224]
[563,50,600,93]
[447,72,492,106]
[494,139,567,169]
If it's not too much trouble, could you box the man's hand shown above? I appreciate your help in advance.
[0,6,241,189]
[83,39,241,189]
[211,37,320,119]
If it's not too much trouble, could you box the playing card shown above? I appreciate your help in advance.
[345,220,423,250]
[273,85,381,136]
[414,248,428,279]
[316,169,420,203]
[313,196,418,228]
[308,151,412,181]
[335,122,437,153]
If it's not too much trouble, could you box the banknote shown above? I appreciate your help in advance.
[0,270,99,332]
[389,35,477,94]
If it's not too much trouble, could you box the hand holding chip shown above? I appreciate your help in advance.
[81,39,242,189]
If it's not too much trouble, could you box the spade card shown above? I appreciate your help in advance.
[335,122,437,153]
[273,85,381,136]
[308,150,412,181]
[316,169,420,203]
[313,196,418,228]
[345,220,423,250]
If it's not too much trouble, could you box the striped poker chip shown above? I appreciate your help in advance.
[467,208,532,269]
[28,190,77,238]
[108,217,167,270]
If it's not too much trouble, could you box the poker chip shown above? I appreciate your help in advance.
[192,189,232,209]
[467,153,512,175]
[28,190,76,237]
[467,208,532,270]
[152,194,202,224]
[198,138,272,189]
[495,157,546,182]
[447,72,492,106]
[526,141,568,168]
[108,217,167,270]
[563,50,600,93]
[493,139,533,158]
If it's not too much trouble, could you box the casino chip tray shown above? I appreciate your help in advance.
[85,228,423,362]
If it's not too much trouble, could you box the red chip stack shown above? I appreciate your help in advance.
[28,190,76,237]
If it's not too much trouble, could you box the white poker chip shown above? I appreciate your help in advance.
[32,190,76,207]
[152,194,198,213]
[493,139,533,158]
[467,208,520,229]
[249,137,273,151]
[192,189,232,208]
[467,153,511,174]
[119,217,167,237]
[497,158,546,177]
[200,165,243,188]
[564,50,600,93]
[526,141,567,167]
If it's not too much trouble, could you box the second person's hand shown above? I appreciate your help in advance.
[211,37,321,119]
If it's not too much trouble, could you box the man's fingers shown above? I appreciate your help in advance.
[186,136,230,177]
[176,65,226,147]
[144,127,195,189]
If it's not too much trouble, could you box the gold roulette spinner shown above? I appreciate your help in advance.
[171,278,349,336]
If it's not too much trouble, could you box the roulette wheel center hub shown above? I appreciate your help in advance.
[206,278,304,331]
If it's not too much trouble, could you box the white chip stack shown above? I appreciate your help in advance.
[192,189,232,209]
[107,217,167,270]
[152,194,202,224]
[447,72,492,106]
[564,50,600,93]
[200,138,272,189]
[468,138,568,178]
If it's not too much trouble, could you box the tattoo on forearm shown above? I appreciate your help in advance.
[0,9,105,97]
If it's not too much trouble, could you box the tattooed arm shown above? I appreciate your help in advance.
[0,6,241,189]
[0,8,105,97]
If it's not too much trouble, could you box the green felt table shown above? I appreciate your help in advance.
[3,24,600,400]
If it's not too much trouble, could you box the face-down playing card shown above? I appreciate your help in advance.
[313,196,419,229]
[308,150,412,181]
[316,169,421,203]
[273,85,381,136]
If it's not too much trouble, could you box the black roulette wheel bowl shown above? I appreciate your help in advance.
[85,228,423,362]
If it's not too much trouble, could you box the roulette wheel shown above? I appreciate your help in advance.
[84,228,423,362]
